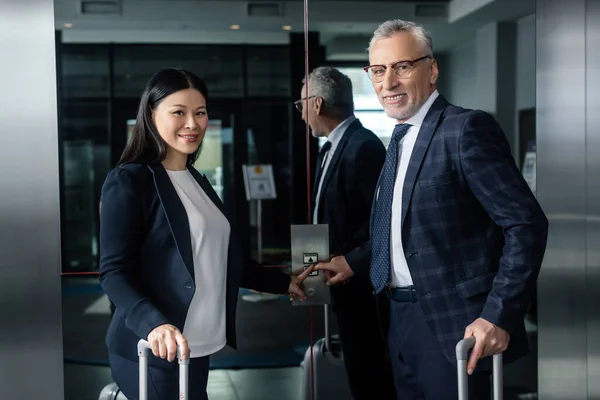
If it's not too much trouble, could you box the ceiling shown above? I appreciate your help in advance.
[55,0,534,59]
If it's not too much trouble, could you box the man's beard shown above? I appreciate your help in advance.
[383,100,423,122]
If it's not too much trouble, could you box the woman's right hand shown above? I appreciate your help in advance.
[147,324,190,362]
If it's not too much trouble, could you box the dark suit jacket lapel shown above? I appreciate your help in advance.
[315,119,361,218]
[147,163,195,280]
[401,96,448,228]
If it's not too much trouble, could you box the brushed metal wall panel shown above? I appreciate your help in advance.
[587,1,600,398]
[536,0,588,398]
[0,0,64,398]
[290,224,330,305]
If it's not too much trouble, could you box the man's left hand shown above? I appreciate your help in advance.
[464,318,510,375]
[313,256,354,285]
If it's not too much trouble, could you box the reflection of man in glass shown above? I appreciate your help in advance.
[297,66,396,399]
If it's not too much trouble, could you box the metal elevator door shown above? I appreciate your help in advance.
[537,0,600,398]
[585,1,600,398]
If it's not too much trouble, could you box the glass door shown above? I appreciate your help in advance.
[114,98,237,208]
[194,119,226,201]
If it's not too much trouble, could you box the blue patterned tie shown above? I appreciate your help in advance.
[313,141,332,195]
[370,123,411,294]
[311,141,332,211]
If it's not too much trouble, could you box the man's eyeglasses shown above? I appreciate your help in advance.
[363,55,432,83]
[294,96,316,113]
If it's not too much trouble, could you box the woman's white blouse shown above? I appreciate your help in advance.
[166,169,230,358]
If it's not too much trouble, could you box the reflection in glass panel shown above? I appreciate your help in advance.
[339,66,396,146]
[316,66,396,149]
[247,46,291,97]
[60,44,111,272]
[113,45,244,98]
[61,99,110,272]
[353,111,397,148]
[56,2,313,394]
[126,119,135,144]
[63,141,97,271]
[61,45,109,98]
[194,120,224,200]
[244,101,292,262]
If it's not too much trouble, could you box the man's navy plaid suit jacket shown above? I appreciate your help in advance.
[370,95,549,367]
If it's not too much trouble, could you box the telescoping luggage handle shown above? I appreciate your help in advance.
[324,304,333,352]
[456,337,503,400]
[137,339,189,400]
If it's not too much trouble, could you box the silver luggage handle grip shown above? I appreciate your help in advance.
[456,337,503,400]
[137,339,189,400]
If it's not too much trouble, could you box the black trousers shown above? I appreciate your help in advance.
[387,300,491,400]
[109,352,209,400]
[332,283,397,400]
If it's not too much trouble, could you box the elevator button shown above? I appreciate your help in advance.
[303,253,318,264]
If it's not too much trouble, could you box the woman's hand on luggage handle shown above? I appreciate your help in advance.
[147,324,190,362]
[313,256,354,285]
[464,318,510,375]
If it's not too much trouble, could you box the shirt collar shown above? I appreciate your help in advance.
[404,90,439,128]
[326,115,356,148]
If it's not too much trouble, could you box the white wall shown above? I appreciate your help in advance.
[441,14,534,111]
[442,40,477,109]
[438,14,535,155]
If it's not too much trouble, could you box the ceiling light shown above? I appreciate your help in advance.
[230,25,240,30]
[64,23,73,28]
[282,25,292,31]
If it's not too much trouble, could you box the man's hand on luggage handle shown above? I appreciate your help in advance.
[147,324,190,362]
[464,318,510,375]
[313,256,354,285]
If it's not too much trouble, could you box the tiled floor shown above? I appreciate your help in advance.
[207,367,302,400]
[62,277,310,400]
[65,363,303,400]
[64,336,539,400]
[62,277,540,400]
[66,360,538,400]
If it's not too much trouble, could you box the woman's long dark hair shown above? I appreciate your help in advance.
[117,68,208,166]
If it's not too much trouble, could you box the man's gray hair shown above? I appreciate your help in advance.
[368,19,433,56]
[305,66,354,115]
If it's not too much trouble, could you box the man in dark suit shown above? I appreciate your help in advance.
[297,66,396,399]
[361,20,548,399]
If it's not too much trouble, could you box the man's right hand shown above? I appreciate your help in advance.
[147,324,190,362]
[313,255,354,285]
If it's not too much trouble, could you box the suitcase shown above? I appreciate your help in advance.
[98,382,127,400]
[138,339,189,400]
[456,337,503,400]
[300,305,353,400]
[99,340,189,400]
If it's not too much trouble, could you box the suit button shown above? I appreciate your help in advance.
[184,285,192,289]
